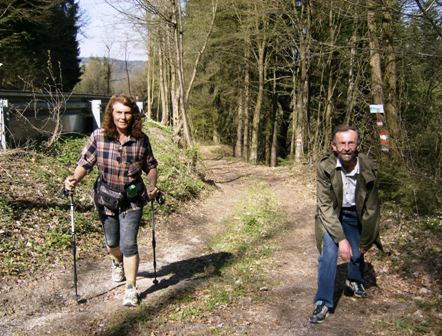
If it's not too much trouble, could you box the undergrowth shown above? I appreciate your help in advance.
[371,212,442,335]
[378,162,441,216]
[372,157,442,334]
[145,120,207,214]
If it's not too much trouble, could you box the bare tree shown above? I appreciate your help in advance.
[382,0,401,153]
[14,54,72,148]
[367,0,388,152]
[106,0,218,147]
[293,1,311,163]
[235,87,244,158]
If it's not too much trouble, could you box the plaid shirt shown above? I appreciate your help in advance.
[78,128,158,213]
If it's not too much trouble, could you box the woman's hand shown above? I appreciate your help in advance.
[147,186,158,201]
[64,176,78,192]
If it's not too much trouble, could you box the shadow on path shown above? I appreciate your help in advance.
[138,251,234,299]
[333,262,378,310]
[96,251,234,336]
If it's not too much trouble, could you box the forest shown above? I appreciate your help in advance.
[0,1,441,334]
[1,1,441,212]
[0,0,81,90]
[104,0,441,215]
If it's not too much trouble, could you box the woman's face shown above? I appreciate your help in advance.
[112,102,133,135]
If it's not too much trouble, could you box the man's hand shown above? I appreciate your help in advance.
[147,186,158,201]
[64,176,78,192]
[338,239,353,262]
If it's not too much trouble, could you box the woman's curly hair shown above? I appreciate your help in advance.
[102,95,144,138]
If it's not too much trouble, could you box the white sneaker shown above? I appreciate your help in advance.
[123,285,138,306]
[112,260,125,283]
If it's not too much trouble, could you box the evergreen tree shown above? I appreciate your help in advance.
[43,0,81,90]
[0,0,81,91]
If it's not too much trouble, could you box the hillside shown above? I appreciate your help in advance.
[0,128,441,335]
[78,57,147,95]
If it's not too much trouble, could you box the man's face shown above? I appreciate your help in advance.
[112,102,133,134]
[332,130,359,164]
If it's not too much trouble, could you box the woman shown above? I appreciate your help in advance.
[65,94,158,306]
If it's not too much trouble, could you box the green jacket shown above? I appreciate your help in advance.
[315,152,382,252]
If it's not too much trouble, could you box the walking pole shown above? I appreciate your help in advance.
[151,200,159,285]
[69,192,81,301]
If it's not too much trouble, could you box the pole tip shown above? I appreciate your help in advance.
[74,295,86,304]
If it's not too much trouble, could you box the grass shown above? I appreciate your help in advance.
[0,121,207,278]
[160,183,284,321]
[370,212,442,335]
[144,120,207,215]
[99,181,286,335]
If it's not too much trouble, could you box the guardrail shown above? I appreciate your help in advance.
[0,90,146,149]
[0,90,112,149]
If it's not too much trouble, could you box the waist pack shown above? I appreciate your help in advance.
[95,179,125,211]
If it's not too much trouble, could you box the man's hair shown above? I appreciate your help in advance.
[332,124,360,144]
[102,95,144,138]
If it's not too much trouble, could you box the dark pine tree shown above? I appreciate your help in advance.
[0,0,81,91]
[43,0,81,90]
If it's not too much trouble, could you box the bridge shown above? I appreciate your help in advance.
[0,91,144,149]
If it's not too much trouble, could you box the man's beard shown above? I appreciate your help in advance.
[337,150,358,164]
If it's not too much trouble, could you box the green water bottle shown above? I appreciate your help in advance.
[127,184,138,199]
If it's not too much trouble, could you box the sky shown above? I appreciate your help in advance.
[77,0,147,61]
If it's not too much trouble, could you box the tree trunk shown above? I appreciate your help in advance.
[249,39,266,164]
[242,49,250,161]
[173,0,192,146]
[323,74,334,150]
[292,2,311,163]
[270,65,278,167]
[367,1,384,105]
[271,103,282,168]
[159,41,169,125]
[185,0,218,105]
[294,32,309,161]
[313,53,325,158]
[290,69,297,158]
[146,34,155,119]
[323,5,338,150]
[367,0,388,152]
[345,5,359,124]
[235,89,243,157]
[382,0,401,152]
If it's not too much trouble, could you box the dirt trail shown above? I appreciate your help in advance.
[1,146,399,335]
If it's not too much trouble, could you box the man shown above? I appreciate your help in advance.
[65,95,158,306]
[310,125,381,323]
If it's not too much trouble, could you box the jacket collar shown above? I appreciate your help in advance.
[323,152,376,184]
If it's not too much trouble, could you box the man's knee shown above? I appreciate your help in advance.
[320,233,338,259]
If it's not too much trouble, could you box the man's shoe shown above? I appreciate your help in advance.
[123,285,138,307]
[112,260,125,283]
[346,280,368,298]
[309,303,329,324]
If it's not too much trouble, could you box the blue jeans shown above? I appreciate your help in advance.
[314,208,364,308]
[100,208,143,257]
